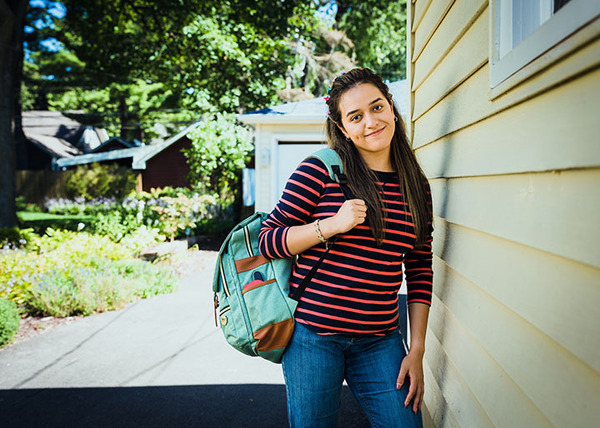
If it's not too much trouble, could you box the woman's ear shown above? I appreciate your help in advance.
[337,124,349,139]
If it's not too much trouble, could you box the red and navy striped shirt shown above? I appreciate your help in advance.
[258,157,433,336]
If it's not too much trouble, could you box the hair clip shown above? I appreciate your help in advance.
[324,96,330,101]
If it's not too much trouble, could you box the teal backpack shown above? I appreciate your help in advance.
[212,148,351,363]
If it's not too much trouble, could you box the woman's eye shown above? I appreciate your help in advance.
[373,105,383,111]
[351,114,361,121]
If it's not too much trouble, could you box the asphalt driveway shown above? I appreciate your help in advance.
[0,251,369,428]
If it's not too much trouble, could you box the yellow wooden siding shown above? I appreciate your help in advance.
[428,170,600,269]
[413,0,487,91]
[410,0,600,426]
[430,257,600,428]
[413,0,432,35]
[428,290,552,427]
[422,361,462,428]
[413,6,488,119]
[413,40,600,149]
[415,76,600,178]
[425,320,496,428]
[432,218,600,373]
[413,0,454,61]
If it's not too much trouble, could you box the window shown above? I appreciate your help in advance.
[490,0,600,91]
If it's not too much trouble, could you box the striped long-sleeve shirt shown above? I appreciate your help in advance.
[258,157,433,336]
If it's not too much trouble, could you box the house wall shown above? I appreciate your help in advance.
[142,136,191,191]
[253,123,327,212]
[408,1,600,427]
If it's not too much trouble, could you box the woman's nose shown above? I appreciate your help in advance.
[364,113,378,128]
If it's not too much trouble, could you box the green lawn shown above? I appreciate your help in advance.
[18,211,95,232]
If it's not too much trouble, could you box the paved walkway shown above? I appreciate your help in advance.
[0,252,369,428]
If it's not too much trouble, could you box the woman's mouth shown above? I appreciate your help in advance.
[366,127,385,137]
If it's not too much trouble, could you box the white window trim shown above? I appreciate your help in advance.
[490,0,600,94]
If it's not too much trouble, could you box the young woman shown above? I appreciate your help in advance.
[259,68,433,428]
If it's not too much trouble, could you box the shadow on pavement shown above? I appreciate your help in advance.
[1,384,370,428]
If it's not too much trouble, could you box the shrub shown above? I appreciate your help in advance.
[27,260,177,317]
[0,298,20,347]
[0,227,39,250]
[64,163,137,200]
[0,229,178,317]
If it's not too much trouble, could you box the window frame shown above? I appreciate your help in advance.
[489,0,600,95]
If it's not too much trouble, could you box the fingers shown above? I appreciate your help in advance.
[404,375,417,410]
[397,362,425,414]
[349,199,367,221]
[396,364,408,390]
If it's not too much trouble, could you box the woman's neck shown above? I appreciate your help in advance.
[359,151,394,172]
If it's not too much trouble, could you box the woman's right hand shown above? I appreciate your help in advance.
[327,199,367,235]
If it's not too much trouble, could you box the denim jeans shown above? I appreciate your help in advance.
[282,322,423,428]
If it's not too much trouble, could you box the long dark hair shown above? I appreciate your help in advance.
[325,67,431,247]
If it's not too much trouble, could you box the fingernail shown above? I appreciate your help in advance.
[396,383,401,389]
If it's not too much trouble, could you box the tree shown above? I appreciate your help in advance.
[0,0,27,228]
[183,113,253,201]
[337,0,408,82]
[52,0,307,112]
[282,0,408,100]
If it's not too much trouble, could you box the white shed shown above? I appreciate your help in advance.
[239,80,408,213]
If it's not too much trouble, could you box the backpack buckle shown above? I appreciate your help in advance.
[331,165,348,185]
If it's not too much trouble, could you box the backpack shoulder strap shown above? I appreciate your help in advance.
[306,147,352,200]
[306,147,343,180]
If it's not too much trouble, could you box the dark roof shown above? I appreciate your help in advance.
[90,137,134,153]
[22,110,108,157]
[55,121,202,170]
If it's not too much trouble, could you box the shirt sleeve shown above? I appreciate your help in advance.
[258,157,328,259]
[404,181,434,306]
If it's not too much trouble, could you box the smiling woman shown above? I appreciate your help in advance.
[259,68,434,427]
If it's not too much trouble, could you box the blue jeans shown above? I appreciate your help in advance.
[282,322,423,428]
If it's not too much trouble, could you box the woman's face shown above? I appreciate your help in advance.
[337,83,395,166]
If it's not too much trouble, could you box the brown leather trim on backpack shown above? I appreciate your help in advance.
[254,318,295,352]
[242,278,276,295]
[235,254,270,273]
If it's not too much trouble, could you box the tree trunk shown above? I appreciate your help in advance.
[0,0,27,228]
[119,95,128,140]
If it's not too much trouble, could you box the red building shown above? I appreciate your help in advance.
[56,122,200,191]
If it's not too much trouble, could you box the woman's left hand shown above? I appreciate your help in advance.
[396,349,425,413]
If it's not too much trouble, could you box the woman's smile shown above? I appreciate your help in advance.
[365,127,385,138]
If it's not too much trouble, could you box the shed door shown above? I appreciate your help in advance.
[276,141,326,204]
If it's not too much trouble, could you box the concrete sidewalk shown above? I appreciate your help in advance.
[0,252,369,428]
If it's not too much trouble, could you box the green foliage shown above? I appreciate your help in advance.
[40,187,229,241]
[0,229,177,317]
[150,192,219,241]
[27,259,177,317]
[184,114,253,200]
[64,163,137,201]
[15,196,42,213]
[337,0,408,82]
[0,298,20,347]
[0,227,40,250]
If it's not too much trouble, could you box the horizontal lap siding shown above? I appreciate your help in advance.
[410,0,600,427]
[429,170,600,269]
[433,219,600,374]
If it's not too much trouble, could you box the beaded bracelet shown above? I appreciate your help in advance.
[314,219,327,244]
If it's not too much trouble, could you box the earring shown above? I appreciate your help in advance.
[345,137,351,142]
[394,116,398,122]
